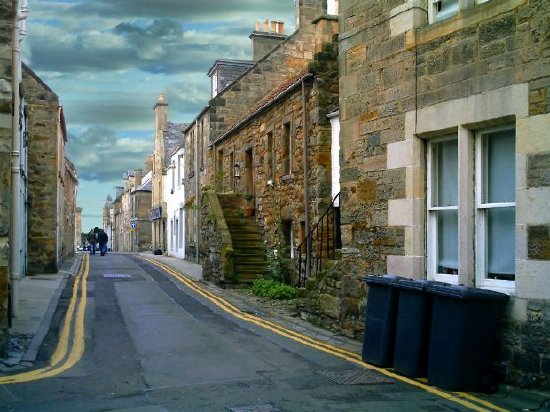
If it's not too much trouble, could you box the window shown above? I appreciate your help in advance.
[179,208,184,248]
[427,136,459,283]
[426,126,516,289]
[177,154,182,186]
[171,160,176,192]
[266,132,274,180]
[430,0,459,22]
[282,122,291,175]
[229,151,235,190]
[216,149,224,187]
[476,127,515,285]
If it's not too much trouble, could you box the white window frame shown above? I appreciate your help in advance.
[427,135,460,285]
[327,0,339,15]
[429,0,460,23]
[475,125,516,293]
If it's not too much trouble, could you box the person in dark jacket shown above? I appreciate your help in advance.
[97,230,109,256]
[87,229,97,255]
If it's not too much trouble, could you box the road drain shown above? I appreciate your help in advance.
[315,368,395,385]
[103,273,133,278]
[228,404,281,412]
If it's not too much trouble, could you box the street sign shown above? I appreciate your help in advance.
[131,222,136,228]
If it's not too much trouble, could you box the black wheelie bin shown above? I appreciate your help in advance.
[426,284,509,392]
[362,275,402,367]
[393,279,444,378]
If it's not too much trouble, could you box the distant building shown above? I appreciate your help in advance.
[150,94,186,255]
[75,207,83,249]
[165,144,186,259]
[103,195,114,251]
[62,158,78,259]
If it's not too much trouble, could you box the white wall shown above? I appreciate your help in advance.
[165,147,186,259]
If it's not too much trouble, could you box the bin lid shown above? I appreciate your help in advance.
[395,279,433,291]
[426,284,510,302]
[364,274,403,286]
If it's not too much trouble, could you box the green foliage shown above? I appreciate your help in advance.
[243,193,253,201]
[251,278,298,300]
[265,224,292,284]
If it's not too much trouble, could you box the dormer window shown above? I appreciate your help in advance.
[212,71,218,98]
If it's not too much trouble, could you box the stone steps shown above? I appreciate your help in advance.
[218,193,267,284]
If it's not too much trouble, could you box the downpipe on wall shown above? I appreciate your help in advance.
[10,0,28,318]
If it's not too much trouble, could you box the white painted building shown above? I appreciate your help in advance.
[164,144,186,259]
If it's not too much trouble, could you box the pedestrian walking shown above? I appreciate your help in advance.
[87,229,97,255]
[98,229,109,256]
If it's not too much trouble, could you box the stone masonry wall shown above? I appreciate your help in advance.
[338,0,410,333]
[24,68,60,274]
[0,0,13,355]
[413,0,550,386]
[209,0,328,144]
[339,0,550,385]
[62,169,77,261]
[203,38,339,284]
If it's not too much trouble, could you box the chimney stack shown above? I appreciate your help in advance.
[249,19,287,61]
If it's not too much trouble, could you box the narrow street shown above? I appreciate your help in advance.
[0,254,477,411]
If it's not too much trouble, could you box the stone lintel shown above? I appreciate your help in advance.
[416,84,529,136]
[387,255,425,279]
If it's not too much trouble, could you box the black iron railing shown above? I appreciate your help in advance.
[296,193,341,287]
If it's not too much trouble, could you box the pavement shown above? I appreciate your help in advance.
[0,255,81,371]
[1,251,548,411]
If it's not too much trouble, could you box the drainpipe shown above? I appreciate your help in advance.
[9,0,28,318]
[194,119,200,263]
[301,78,311,280]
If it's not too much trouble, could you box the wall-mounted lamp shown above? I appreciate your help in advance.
[233,163,240,178]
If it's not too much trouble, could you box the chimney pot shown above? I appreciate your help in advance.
[278,21,284,34]
[271,20,277,33]
[255,21,260,31]
[264,19,269,32]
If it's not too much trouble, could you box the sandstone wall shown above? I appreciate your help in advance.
[339,0,550,385]
[24,68,60,274]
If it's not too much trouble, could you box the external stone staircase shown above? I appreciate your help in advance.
[217,194,267,284]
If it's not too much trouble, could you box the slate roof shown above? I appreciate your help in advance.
[164,122,188,168]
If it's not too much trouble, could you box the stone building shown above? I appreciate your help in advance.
[184,0,339,276]
[62,158,78,260]
[112,168,153,252]
[102,195,113,252]
[150,94,186,254]
[112,187,124,252]
[24,65,71,274]
[305,0,550,386]
[75,207,82,249]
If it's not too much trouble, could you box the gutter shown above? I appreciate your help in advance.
[9,0,28,318]
[301,78,311,281]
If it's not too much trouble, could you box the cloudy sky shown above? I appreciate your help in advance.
[22,0,296,232]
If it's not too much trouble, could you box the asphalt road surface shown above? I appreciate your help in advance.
[0,253,471,412]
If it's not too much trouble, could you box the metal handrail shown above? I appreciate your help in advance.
[296,193,341,287]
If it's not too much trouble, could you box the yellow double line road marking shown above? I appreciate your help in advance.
[142,257,509,412]
[0,254,89,384]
